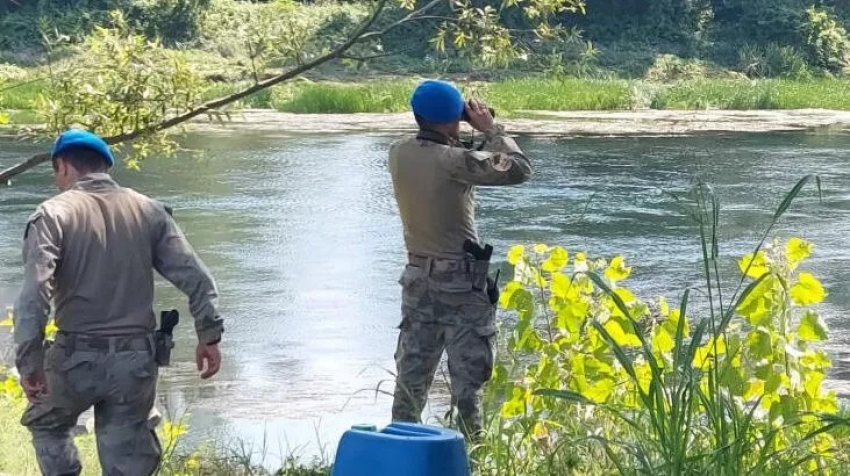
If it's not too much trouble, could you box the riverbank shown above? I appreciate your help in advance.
[185,108,850,136]
[8,107,850,140]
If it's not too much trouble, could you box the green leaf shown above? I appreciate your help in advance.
[507,245,524,265]
[603,317,641,348]
[500,386,527,418]
[0,112,8,125]
[790,273,826,305]
[585,378,616,403]
[798,311,828,342]
[499,281,522,309]
[738,250,769,279]
[652,326,675,354]
[746,329,773,359]
[786,237,813,269]
[541,246,569,272]
[744,379,766,400]
[550,272,572,299]
[604,256,631,282]
[534,388,595,405]
[556,300,588,333]
[736,276,775,325]
[804,371,826,399]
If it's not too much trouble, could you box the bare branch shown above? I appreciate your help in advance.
[0,0,391,185]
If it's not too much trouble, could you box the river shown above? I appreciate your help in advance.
[2,126,850,467]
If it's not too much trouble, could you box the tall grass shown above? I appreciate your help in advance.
[271,81,414,114]
[652,78,850,110]
[9,74,850,118]
[482,78,634,112]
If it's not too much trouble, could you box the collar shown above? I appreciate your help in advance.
[71,173,120,191]
[416,129,463,147]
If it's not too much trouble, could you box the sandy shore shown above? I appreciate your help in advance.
[187,108,850,136]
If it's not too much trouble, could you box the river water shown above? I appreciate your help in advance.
[2,127,850,466]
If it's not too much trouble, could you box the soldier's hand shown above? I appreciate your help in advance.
[465,99,494,133]
[21,374,47,402]
[196,343,221,379]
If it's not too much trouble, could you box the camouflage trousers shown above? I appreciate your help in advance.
[21,333,162,476]
[391,261,497,439]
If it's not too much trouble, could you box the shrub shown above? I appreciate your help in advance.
[477,176,850,475]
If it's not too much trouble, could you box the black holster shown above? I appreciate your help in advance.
[464,239,500,305]
[154,331,174,367]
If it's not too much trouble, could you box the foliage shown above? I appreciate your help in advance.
[737,43,811,79]
[37,10,206,170]
[0,0,209,50]
[799,6,850,74]
[197,0,372,81]
[475,176,849,475]
[644,54,712,82]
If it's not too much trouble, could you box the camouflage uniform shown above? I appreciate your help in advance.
[14,173,223,476]
[388,123,533,438]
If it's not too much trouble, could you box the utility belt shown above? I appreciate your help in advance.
[52,309,180,367]
[54,331,155,354]
[407,254,468,274]
[408,239,501,304]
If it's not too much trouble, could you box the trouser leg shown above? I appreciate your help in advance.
[391,318,445,423]
[22,402,85,476]
[95,350,162,476]
[445,320,496,441]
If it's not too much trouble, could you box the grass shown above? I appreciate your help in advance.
[0,394,332,475]
[9,74,850,120]
[0,397,101,476]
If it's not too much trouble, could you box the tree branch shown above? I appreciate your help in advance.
[0,0,391,185]
[340,47,416,61]
[359,0,446,42]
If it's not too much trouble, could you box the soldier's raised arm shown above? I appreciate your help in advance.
[13,209,61,385]
[442,122,533,186]
[151,204,224,346]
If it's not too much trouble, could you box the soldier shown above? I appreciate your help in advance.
[388,79,533,440]
[13,129,224,476]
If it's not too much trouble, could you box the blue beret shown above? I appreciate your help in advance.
[51,129,115,168]
[410,79,465,124]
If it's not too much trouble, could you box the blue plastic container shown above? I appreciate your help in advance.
[330,422,470,476]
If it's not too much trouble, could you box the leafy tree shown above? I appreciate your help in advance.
[0,0,586,184]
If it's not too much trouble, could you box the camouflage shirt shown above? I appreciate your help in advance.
[388,123,533,260]
[14,173,223,378]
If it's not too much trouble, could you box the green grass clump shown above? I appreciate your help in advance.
[271,81,414,114]
[484,77,634,112]
[0,79,44,110]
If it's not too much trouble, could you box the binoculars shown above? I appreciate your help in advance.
[461,101,496,123]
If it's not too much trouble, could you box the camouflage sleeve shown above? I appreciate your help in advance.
[443,123,533,186]
[151,205,224,345]
[13,209,61,380]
